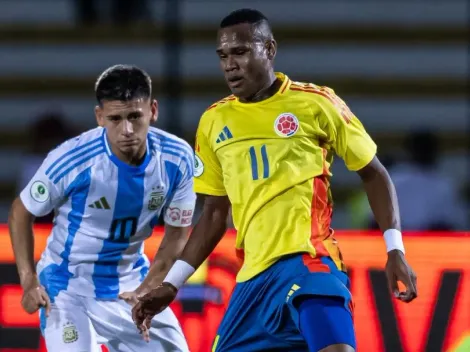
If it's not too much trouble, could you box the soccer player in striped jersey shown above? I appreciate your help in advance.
[133,9,419,352]
[8,65,193,351]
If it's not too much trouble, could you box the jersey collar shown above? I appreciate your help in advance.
[234,72,291,105]
[102,128,151,173]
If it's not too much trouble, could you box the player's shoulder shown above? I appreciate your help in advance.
[46,127,105,159]
[148,127,193,158]
[200,95,237,121]
[43,127,106,182]
[288,80,337,100]
[46,127,103,157]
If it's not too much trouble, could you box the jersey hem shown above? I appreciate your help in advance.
[235,249,320,283]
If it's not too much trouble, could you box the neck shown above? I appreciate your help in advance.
[240,71,280,103]
[111,143,147,166]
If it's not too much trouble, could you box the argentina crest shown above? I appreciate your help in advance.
[62,322,79,344]
[148,186,165,210]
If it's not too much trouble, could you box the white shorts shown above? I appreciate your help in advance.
[40,290,189,352]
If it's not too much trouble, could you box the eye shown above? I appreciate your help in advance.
[234,48,247,56]
[108,115,121,122]
[128,113,142,121]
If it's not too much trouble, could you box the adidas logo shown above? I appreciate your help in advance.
[89,197,111,210]
[216,126,233,144]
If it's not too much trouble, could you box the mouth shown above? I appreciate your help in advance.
[227,76,244,88]
[119,140,138,147]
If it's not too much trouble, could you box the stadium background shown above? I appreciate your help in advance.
[0,0,468,351]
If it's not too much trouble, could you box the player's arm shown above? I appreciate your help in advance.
[132,116,229,329]
[9,197,38,293]
[166,193,230,280]
[132,193,229,333]
[318,89,417,302]
[356,157,400,233]
[133,224,190,297]
[8,150,65,315]
[135,149,197,296]
[162,122,230,290]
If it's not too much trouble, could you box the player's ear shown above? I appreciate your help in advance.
[266,40,276,60]
[95,105,105,127]
[150,99,158,123]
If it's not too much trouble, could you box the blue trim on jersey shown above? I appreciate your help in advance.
[133,255,149,282]
[102,130,151,173]
[164,160,183,202]
[149,130,193,158]
[149,215,159,228]
[52,148,105,184]
[39,307,46,336]
[45,137,102,177]
[39,168,92,303]
[92,164,145,298]
[149,136,193,177]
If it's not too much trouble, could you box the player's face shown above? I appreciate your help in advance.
[216,24,276,99]
[95,98,157,158]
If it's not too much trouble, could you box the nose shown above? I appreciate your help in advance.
[122,120,133,135]
[224,56,238,72]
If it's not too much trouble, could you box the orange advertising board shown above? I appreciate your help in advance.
[0,225,469,352]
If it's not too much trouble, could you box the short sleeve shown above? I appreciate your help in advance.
[164,145,197,227]
[193,118,227,196]
[317,89,377,171]
[19,150,66,217]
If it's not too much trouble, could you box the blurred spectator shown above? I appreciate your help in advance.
[75,0,151,26]
[369,130,467,231]
[17,111,75,223]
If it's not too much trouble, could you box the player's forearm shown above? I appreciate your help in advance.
[137,227,189,294]
[163,195,230,289]
[179,209,228,269]
[8,197,38,288]
[359,161,401,232]
[137,261,172,296]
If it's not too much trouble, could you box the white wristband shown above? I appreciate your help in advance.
[163,260,196,290]
[383,229,405,254]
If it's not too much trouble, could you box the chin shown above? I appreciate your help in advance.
[230,87,246,98]
[119,145,139,155]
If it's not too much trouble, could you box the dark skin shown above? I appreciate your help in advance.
[133,23,417,351]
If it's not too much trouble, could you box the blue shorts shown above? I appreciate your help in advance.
[212,254,354,352]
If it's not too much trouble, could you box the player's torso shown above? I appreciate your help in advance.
[39,129,184,297]
[206,88,335,280]
[211,92,328,213]
[49,154,168,258]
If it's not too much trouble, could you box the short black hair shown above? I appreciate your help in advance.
[220,8,270,29]
[95,64,152,105]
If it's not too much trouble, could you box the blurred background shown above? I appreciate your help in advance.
[0,0,468,231]
[0,0,468,351]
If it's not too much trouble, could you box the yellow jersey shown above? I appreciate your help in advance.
[194,73,377,282]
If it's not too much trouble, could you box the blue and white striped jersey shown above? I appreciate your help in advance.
[20,127,196,300]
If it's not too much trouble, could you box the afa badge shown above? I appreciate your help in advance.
[274,113,299,137]
[62,322,79,344]
[148,186,165,210]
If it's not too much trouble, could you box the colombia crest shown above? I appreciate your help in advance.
[274,113,299,137]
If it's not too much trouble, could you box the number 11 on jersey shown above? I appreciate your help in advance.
[249,145,269,180]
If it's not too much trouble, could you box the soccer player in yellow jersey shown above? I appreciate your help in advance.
[133,8,418,352]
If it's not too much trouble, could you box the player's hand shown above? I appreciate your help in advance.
[119,291,140,306]
[21,278,51,316]
[132,282,178,342]
[385,249,418,303]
